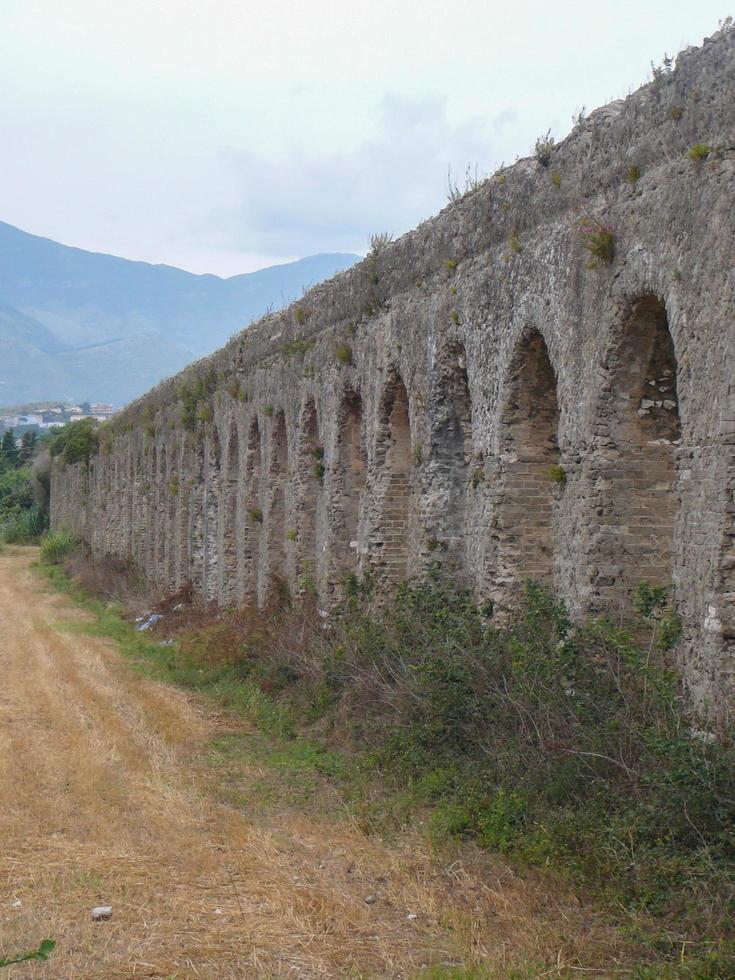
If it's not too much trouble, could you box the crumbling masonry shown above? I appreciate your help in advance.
[52,29,735,723]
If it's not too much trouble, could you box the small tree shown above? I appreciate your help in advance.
[534,130,555,167]
[20,430,38,462]
[49,418,99,465]
[0,429,19,468]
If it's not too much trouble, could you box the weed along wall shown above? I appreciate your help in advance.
[52,29,735,724]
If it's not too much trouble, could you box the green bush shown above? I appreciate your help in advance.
[40,530,78,565]
[49,418,99,464]
[178,365,218,431]
[0,466,48,542]
[687,143,711,162]
[0,466,34,512]
[0,505,48,543]
[335,343,353,365]
[579,219,615,265]
[534,129,555,167]
[208,572,735,957]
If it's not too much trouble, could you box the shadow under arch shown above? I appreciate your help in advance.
[266,411,289,596]
[243,416,262,600]
[429,339,474,569]
[591,295,681,610]
[495,328,561,601]
[165,441,178,589]
[220,416,240,603]
[297,399,321,586]
[202,426,221,601]
[154,441,168,584]
[375,372,414,585]
[332,386,366,591]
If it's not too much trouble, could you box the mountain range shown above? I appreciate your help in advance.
[0,220,358,406]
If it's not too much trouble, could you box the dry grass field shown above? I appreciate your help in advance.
[0,547,634,977]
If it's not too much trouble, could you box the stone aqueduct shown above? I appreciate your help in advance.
[53,30,735,721]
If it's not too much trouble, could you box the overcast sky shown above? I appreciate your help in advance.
[1,1,730,276]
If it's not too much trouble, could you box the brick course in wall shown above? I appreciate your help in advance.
[52,28,735,723]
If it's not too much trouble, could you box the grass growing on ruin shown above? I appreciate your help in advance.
[39,554,735,976]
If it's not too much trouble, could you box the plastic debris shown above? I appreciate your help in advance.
[91,906,113,921]
[136,614,163,632]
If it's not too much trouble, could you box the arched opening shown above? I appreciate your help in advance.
[125,443,135,561]
[297,401,321,585]
[267,412,289,595]
[202,429,220,601]
[143,443,157,580]
[377,376,414,584]
[593,296,680,608]
[132,444,149,573]
[431,343,473,568]
[334,388,365,586]
[154,443,167,584]
[243,418,262,600]
[189,440,206,597]
[497,330,561,593]
[165,443,178,590]
[220,419,240,604]
[175,436,192,591]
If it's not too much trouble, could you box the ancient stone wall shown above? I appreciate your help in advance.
[52,29,735,723]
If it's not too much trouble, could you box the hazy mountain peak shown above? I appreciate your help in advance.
[0,220,359,406]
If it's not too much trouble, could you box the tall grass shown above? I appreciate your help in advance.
[0,504,48,543]
[168,573,735,971]
[39,529,78,564]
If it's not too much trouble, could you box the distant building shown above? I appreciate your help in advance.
[91,403,115,419]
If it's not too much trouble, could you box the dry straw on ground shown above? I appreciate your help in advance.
[0,547,632,977]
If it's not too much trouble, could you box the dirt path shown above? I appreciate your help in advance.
[0,548,624,978]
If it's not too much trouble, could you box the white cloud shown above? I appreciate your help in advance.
[218,95,517,255]
[0,0,729,273]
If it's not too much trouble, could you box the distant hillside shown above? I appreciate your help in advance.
[0,221,358,405]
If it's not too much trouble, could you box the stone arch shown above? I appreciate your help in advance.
[375,374,415,584]
[333,388,366,587]
[133,442,151,575]
[125,441,135,562]
[202,429,221,600]
[174,435,192,590]
[146,443,158,579]
[496,329,561,596]
[429,341,474,569]
[591,295,680,609]
[220,417,240,604]
[243,417,262,600]
[297,400,321,586]
[267,411,289,595]
[165,442,178,590]
[189,439,206,597]
[154,442,167,583]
